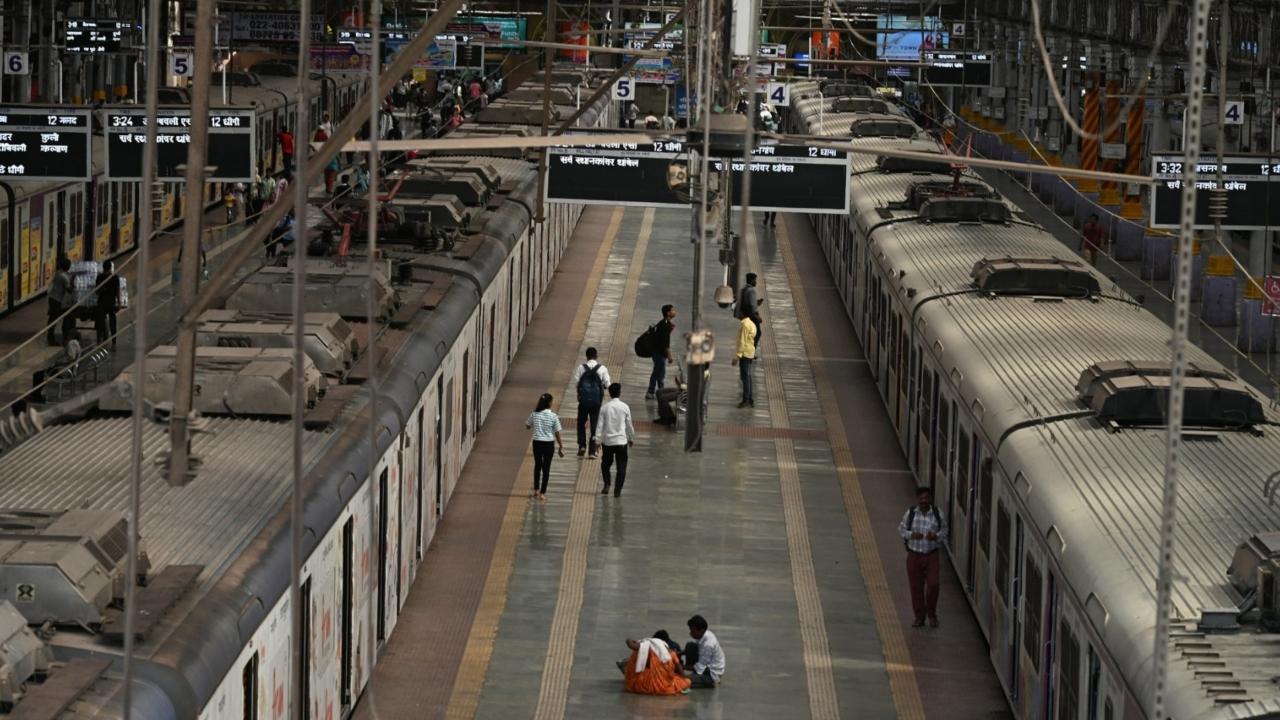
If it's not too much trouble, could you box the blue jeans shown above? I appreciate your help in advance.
[739,358,754,403]
[648,352,667,394]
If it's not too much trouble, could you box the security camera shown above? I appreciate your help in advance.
[714,285,734,309]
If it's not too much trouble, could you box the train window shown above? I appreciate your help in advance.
[956,433,970,511]
[461,350,470,439]
[70,192,82,241]
[995,502,1011,603]
[1086,645,1102,720]
[1057,619,1081,720]
[979,457,993,554]
[1024,557,1042,670]
[241,651,258,720]
[445,378,455,440]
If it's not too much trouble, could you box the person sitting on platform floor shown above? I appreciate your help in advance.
[29,332,84,403]
[683,615,725,689]
[617,631,691,696]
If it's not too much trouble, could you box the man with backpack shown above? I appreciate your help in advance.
[572,347,611,457]
[897,486,948,628]
[643,305,676,400]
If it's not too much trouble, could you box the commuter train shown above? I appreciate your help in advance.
[0,66,370,316]
[793,79,1280,719]
[0,66,611,718]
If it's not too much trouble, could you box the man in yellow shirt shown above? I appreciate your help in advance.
[731,312,760,408]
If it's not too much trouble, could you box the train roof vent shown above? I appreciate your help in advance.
[876,155,953,175]
[1083,372,1265,429]
[904,180,997,208]
[832,97,889,114]
[971,257,1099,297]
[1075,360,1236,401]
[850,119,917,138]
[822,82,876,99]
[0,509,135,627]
[919,197,1011,224]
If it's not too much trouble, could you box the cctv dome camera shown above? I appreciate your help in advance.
[714,285,734,308]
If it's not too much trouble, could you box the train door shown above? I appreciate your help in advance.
[895,316,909,441]
[1008,511,1024,694]
[507,259,515,361]
[415,406,425,561]
[1021,548,1044,713]
[0,213,8,312]
[67,187,84,261]
[376,467,388,644]
[936,394,953,522]
[16,202,32,300]
[435,381,444,523]
[43,193,60,284]
[341,517,354,710]
[953,417,973,590]
[400,409,419,604]
[298,577,312,719]
[1056,614,1081,720]
[967,439,985,594]
[1042,572,1058,718]
[915,351,931,475]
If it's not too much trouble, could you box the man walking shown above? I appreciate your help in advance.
[898,486,949,628]
[46,256,73,346]
[597,383,635,496]
[1081,213,1105,265]
[572,347,610,457]
[731,311,758,407]
[646,304,676,400]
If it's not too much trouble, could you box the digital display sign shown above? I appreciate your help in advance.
[921,51,992,86]
[0,108,93,181]
[65,19,132,53]
[1151,153,1280,230]
[105,108,257,182]
[546,135,850,214]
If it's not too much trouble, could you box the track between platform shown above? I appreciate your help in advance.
[440,206,627,720]
[530,208,656,720]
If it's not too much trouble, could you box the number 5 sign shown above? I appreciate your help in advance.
[766,81,790,107]
[611,77,635,101]
[3,52,28,76]
[171,51,194,78]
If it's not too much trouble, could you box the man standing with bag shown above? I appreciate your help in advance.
[597,383,635,496]
[645,304,677,400]
[572,347,610,458]
[898,486,948,628]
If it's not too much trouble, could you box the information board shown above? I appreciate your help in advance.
[65,19,132,53]
[921,51,992,86]
[546,135,850,214]
[0,108,93,180]
[105,108,256,182]
[1150,153,1280,230]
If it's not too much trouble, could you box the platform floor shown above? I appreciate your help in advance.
[354,206,1009,720]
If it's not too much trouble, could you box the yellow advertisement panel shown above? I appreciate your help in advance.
[95,224,110,260]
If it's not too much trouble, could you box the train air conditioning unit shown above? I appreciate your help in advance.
[918,197,1011,224]
[1227,532,1280,631]
[394,173,494,207]
[474,103,563,125]
[391,197,471,232]
[686,113,750,157]
[0,600,50,709]
[0,509,144,628]
[969,257,1100,298]
[195,309,359,377]
[1078,364,1264,431]
[102,346,323,417]
[226,261,399,320]
[445,126,535,159]
[414,159,507,199]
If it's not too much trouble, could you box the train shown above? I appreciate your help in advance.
[0,65,371,316]
[793,78,1280,719]
[0,65,612,718]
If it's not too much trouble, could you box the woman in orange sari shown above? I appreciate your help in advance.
[622,635,692,695]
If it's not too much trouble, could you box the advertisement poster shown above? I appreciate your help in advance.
[448,17,528,48]
[415,38,458,70]
[310,44,371,70]
[875,15,948,60]
[556,22,590,63]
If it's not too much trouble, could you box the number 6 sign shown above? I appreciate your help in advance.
[4,52,28,76]
[611,77,635,101]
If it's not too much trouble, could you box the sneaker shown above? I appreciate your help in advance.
[645,391,655,400]
[576,448,586,457]
[601,484,610,495]
[737,401,748,408]
[911,618,925,628]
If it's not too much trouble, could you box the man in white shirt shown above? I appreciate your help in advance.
[597,383,635,497]
[572,347,611,457]
[684,615,725,688]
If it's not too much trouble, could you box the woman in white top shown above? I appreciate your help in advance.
[525,393,565,502]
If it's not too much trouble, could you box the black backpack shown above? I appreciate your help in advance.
[577,363,603,403]
[634,325,657,358]
[903,505,941,548]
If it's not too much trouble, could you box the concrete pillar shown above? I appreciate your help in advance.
[1249,230,1267,276]
[1201,255,1237,326]
[1141,233,1172,281]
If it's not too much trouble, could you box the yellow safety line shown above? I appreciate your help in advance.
[444,206,626,719]
[777,218,927,720]
[747,225,841,720]
[531,207,655,720]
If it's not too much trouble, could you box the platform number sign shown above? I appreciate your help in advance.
[766,82,790,107]
[170,51,193,78]
[952,23,967,37]
[3,52,28,76]
[612,76,635,101]
[1223,100,1244,125]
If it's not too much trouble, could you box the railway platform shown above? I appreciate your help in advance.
[353,206,1010,720]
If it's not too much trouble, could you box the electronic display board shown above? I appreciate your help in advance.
[105,108,256,182]
[921,51,992,86]
[546,135,849,214]
[65,19,132,53]
[1151,153,1280,230]
[0,108,93,181]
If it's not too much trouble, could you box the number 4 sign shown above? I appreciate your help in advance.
[612,77,635,101]
[1223,100,1244,125]
[766,82,790,107]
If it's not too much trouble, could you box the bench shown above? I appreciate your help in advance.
[44,346,112,401]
